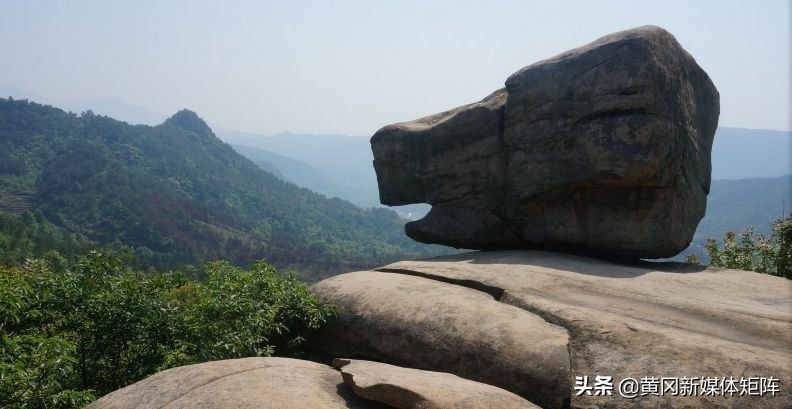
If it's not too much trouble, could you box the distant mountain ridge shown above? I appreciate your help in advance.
[0,87,167,126]
[223,129,379,206]
[0,98,448,278]
[230,144,359,202]
[711,127,791,179]
[681,174,792,260]
[704,175,791,236]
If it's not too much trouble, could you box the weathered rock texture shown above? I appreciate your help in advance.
[312,251,791,409]
[312,269,570,409]
[333,358,541,409]
[371,26,720,258]
[87,357,380,409]
[88,356,548,409]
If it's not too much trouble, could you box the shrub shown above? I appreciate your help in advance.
[0,251,334,408]
[699,215,791,279]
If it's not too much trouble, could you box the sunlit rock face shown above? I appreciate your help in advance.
[371,25,720,258]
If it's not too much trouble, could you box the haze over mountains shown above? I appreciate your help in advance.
[0,87,167,127]
[710,127,791,180]
[227,131,377,208]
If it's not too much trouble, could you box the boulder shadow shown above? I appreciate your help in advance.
[411,248,708,278]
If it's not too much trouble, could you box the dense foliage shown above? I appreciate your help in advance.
[0,250,334,408]
[0,98,448,280]
[0,211,89,267]
[686,216,791,278]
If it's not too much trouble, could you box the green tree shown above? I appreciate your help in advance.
[0,250,334,408]
[170,261,333,366]
[0,334,95,408]
[701,215,791,279]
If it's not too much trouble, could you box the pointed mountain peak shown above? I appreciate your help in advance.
[163,109,213,136]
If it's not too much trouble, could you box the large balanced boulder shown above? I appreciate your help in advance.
[311,251,791,409]
[371,26,720,258]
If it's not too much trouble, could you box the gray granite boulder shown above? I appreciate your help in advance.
[371,26,720,258]
[370,251,792,409]
[311,270,571,409]
[333,358,541,409]
[87,356,548,409]
[86,357,379,409]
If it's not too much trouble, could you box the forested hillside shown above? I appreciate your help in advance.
[680,175,791,261]
[700,175,791,238]
[711,127,791,180]
[0,98,448,279]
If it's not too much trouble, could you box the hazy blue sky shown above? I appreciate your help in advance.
[1,1,789,135]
